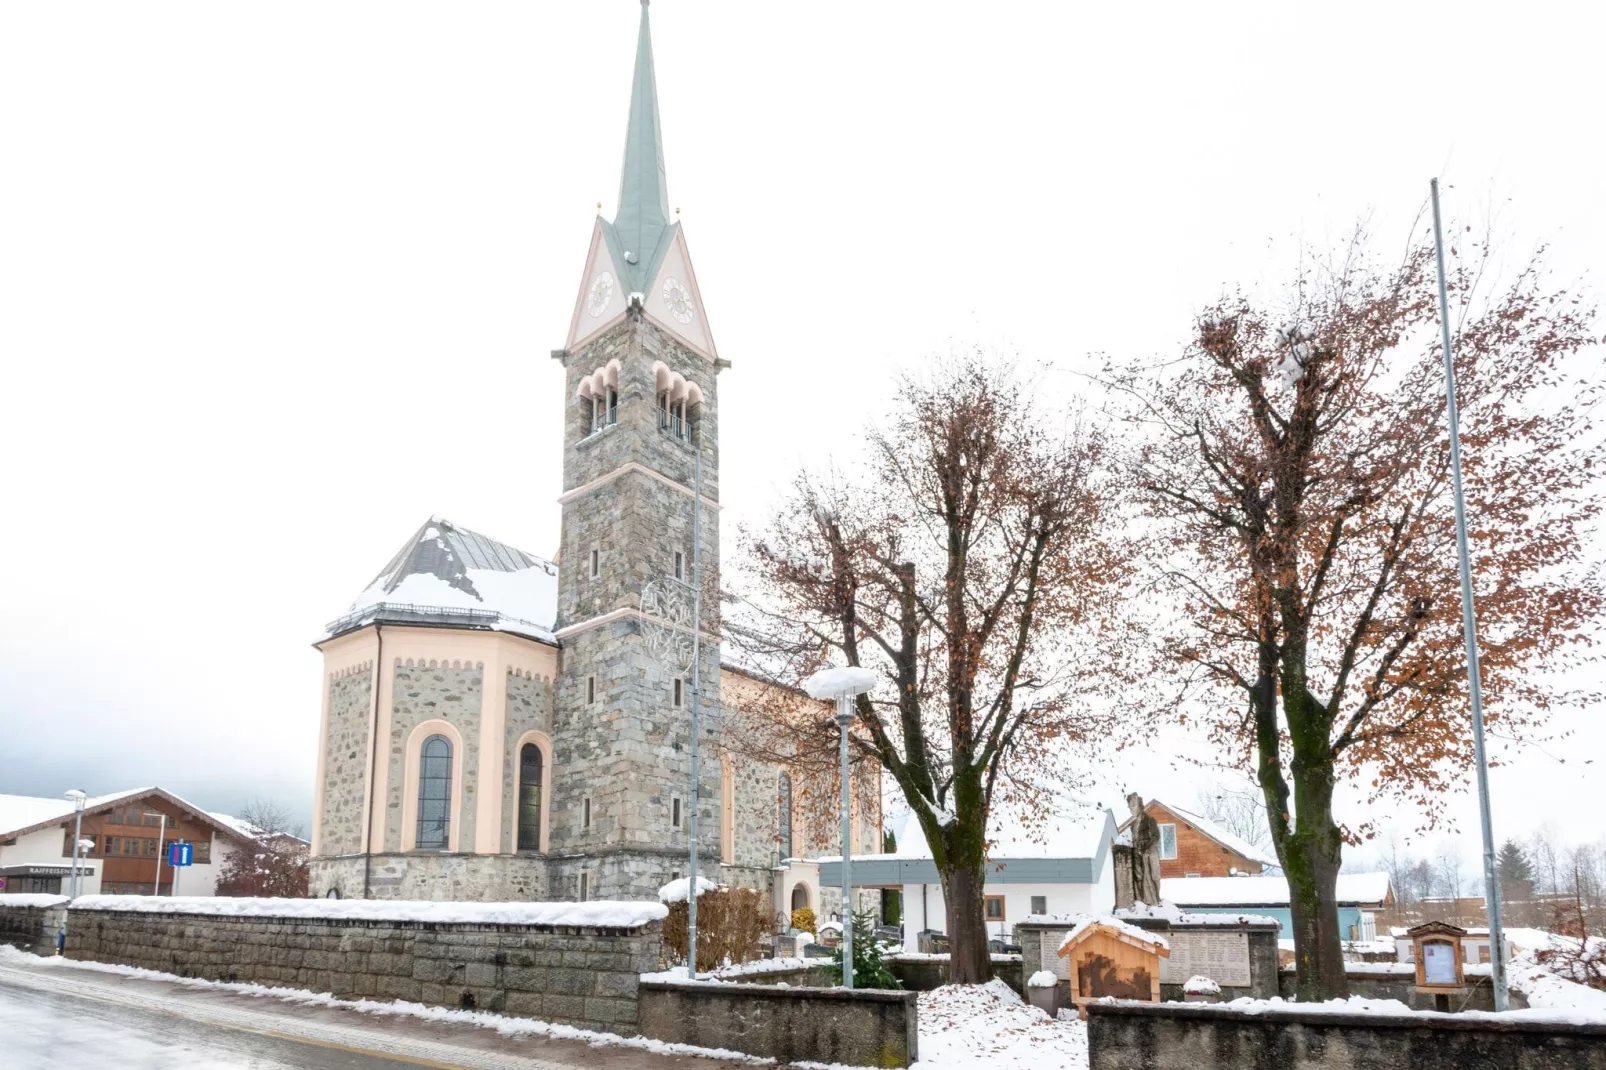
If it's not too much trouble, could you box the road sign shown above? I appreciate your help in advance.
[168,842,193,867]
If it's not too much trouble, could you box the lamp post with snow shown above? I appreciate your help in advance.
[64,790,88,900]
[803,665,878,990]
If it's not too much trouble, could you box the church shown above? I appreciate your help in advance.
[307,3,880,914]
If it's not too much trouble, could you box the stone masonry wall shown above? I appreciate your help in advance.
[321,668,373,856]
[63,907,656,1034]
[312,852,549,903]
[0,903,65,954]
[1086,1001,1606,1070]
[386,660,483,852]
[501,669,553,854]
[640,980,918,1068]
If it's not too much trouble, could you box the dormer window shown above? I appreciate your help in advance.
[653,361,703,443]
[577,359,622,436]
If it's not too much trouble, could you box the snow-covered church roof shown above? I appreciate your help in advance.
[323,517,558,644]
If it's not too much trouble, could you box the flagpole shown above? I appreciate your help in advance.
[1429,177,1508,1012]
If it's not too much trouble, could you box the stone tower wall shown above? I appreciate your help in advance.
[553,307,723,900]
[320,668,373,856]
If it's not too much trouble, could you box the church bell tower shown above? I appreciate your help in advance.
[549,0,723,900]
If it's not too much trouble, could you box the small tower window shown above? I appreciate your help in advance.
[579,872,590,902]
[586,676,597,705]
[672,678,683,707]
[583,797,592,829]
[674,550,685,582]
[590,548,600,578]
[672,797,682,829]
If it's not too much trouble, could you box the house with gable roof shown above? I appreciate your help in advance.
[1118,798,1279,879]
[0,787,257,896]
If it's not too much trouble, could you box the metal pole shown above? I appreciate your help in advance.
[174,843,183,898]
[838,693,854,989]
[153,814,167,898]
[686,427,704,979]
[70,798,84,900]
[1430,177,1508,1012]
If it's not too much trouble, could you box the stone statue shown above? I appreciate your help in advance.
[1127,793,1163,906]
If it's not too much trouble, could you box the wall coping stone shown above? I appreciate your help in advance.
[639,978,917,1006]
[1086,999,1606,1037]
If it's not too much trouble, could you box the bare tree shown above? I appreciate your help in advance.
[732,354,1140,984]
[214,799,310,899]
[1110,224,1602,998]
[1195,780,1275,858]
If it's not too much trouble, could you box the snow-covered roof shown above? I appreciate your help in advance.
[891,802,1113,862]
[1057,915,1170,952]
[323,517,558,645]
[0,787,257,843]
[1151,801,1279,869]
[0,787,153,839]
[1163,872,1392,907]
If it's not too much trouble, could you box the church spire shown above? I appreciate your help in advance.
[609,0,671,290]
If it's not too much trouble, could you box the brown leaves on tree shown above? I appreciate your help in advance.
[1109,224,1603,999]
[728,352,1141,983]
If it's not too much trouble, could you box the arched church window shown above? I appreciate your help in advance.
[416,735,452,850]
[517,743,544,851]
[778,773,793,860]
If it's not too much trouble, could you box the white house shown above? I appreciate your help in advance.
[813,805,1119,947]
[0,787,254,897]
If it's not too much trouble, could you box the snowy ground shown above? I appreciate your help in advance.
[911,979,1087,1069]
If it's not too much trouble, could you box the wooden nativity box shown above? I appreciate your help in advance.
[1057,920,1169,1012]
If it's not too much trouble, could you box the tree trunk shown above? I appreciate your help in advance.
[1277,751,1349,1001]
[941,861,991,984]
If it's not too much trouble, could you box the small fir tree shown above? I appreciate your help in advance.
[1498,839,1535,903]
[826,911,902,990]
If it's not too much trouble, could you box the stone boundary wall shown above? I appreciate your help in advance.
[1274,965,1526,1011]
[0,903,65,954]
[1087,1001,1606,1070]
[61,907,660,1034]
[1017,918,1280,1003]
[639,979,919,1068]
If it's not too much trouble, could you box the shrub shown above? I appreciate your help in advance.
[663,886,772,973]
[790,907,817,934]
[825,911,902,990]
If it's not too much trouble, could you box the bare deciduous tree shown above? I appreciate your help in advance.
[731,354,1140,983]
[1111,225,1602,998]
[213,799,310,899]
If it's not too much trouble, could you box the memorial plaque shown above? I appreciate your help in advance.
[1159,931,1251,987]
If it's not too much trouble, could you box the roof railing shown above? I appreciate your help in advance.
[323,601,551,639]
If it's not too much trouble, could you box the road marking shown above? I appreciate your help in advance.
[0,962,578,1070]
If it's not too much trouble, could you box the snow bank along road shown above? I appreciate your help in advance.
[0,953,749,1070]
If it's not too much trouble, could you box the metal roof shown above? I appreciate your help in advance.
[366,516,544,596]
[600,0,675,294]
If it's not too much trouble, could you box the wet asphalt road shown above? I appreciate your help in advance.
[0,954,747,1070]
[0,977,431,1068]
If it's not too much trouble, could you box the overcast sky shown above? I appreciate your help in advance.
[2,2,1600,861]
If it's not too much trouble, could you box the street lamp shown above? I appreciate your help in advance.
[143,811,169,896]
[803,664,878,990]
[64,790,88,900]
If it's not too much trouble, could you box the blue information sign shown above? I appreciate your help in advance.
[168,842,194,867]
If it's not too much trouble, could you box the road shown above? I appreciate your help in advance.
[0,953,747,1070]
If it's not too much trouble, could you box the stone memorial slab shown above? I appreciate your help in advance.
[1159,930,1251,987]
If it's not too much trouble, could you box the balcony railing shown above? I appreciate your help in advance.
[587,405,618,436]
[658,407,699,444]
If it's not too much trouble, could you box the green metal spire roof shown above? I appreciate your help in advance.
[602,0,674,293]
